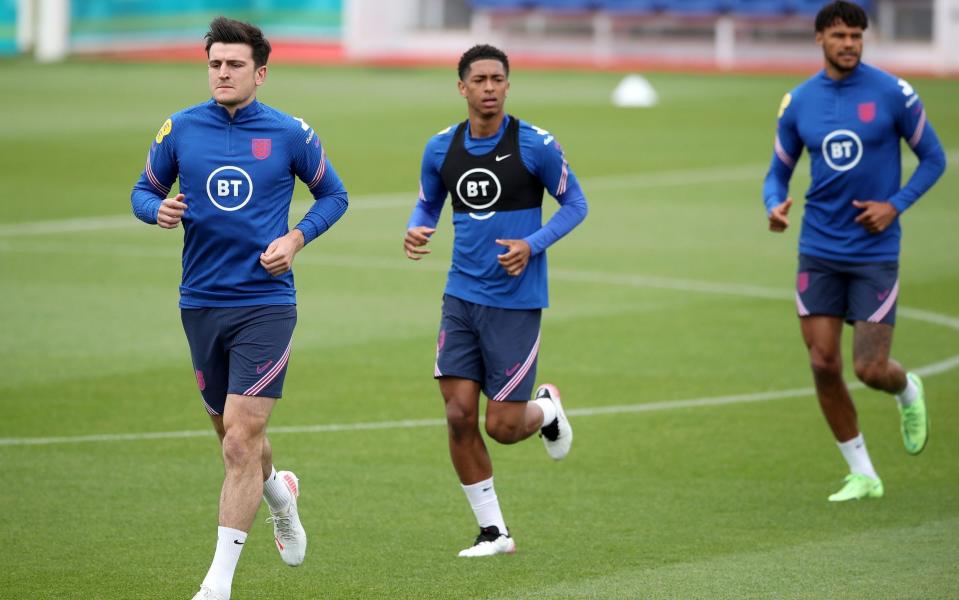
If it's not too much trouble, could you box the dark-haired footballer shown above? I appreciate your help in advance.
[763,1,945,502]
[131,17,348,600]
[404,44,587,557]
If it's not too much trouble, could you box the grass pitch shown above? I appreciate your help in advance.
[1,59,957,599]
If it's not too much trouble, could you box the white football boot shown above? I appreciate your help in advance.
[267,470,307,566]
[190,586,227,600]
[536,383,573,460]
[457,526,516,557]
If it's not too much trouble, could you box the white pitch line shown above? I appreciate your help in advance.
[0,215,136,237]
[1,149,956,445]
[1,244,958,447]
[551,268,791,300]
[3,163,763,238]
[2,353,957,448]
[568,353,959,418]
[3,148,953,238]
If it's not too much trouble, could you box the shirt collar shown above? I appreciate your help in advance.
[206,98,263,122]
[466,114,509,141]
[819,62,865,86]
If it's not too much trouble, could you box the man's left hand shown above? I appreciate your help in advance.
[495,239,531,277]
[852,200,898,234]
[260,229,305,276]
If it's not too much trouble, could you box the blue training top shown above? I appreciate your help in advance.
[408,115,588,309]
[763,62,946,262]
[131,99,348,308]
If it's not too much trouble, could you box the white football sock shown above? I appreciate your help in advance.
[531,397,557,428]
[837,433,879,479]
[263,466,293,512]
[896,376,919,407]
[201,526,247,599]
[461,477,508,537]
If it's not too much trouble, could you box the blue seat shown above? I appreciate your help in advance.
[787,0,826,15]
[788,0,870,16]
[469,0,533,10]
[533,0,598,10]
[727,0,790,17]
[594,0,662,14]
[661,0,729,16]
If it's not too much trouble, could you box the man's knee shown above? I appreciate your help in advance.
[221,427,262,467]
[445,397,479,440]
[853,358,887,387]
[809,349,843,380]
[484,415,522,444]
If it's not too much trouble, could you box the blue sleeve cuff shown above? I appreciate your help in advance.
[295,222,320,245]
[407,201,442,230]
[295,190,348,245]
[764,195,782,215]
[523,192,587,256]
[131,194,162,225]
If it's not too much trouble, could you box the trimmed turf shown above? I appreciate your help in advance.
[1,59,956,599]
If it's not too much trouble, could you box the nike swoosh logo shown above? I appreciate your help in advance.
[877,290,890,301]
[505,362,521,377]
[256,360,274,374]
[482,487,492,492]
[233,539,244,545]
[495,154,512,162]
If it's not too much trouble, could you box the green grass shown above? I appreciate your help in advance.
[1,59,957,599]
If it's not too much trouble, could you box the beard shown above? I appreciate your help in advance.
[825,51,861,74]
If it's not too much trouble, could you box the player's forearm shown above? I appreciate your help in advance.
[524,192,587,256]
[889,141,947,214]
[763,160,793,214]
[407,200,442,230]
[130,184,163,225]
[295,190,348,244]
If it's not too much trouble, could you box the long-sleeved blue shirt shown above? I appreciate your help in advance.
[763,62,946,262]
[408,115,588,309]
[131,99,348,308]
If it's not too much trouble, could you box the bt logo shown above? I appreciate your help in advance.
[821,129,863,172]
[456,168,501,220]
[206,166,253,211]
[465,179,493,198]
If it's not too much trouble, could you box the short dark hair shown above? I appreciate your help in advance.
[205,17,272,68]
[815,1,868,32]
[457,44,509,81]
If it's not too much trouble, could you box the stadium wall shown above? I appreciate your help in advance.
[343,0,959,76]
[10,0,959,77]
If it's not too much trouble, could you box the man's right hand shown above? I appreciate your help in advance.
[404,226,435,260]
[157,193,187,229]
[768,197,793,233]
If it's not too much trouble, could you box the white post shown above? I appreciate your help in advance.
[421,0,445,30]
[471,10,492,41]
[877,0,895,41]
[592,11,614,63]
[344,0,416,59]
[35,0,68,62]
[933,0,959,74]
[715,15,735,71]
[17,0,34,52]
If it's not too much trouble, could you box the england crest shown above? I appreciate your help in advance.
[252,138,272,160]
[857,102,876,124]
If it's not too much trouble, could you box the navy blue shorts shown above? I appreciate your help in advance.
[181,305,296,415]
[796,254,899,325]
[435,295,541,402]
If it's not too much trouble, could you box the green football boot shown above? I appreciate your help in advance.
[899,372,929,455]
[828,474,884,502]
